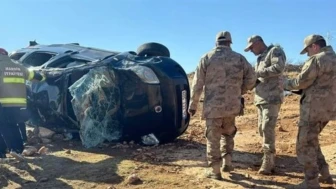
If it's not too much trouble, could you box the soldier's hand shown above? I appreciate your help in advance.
[188,109,196,116]
[280,75,290,90]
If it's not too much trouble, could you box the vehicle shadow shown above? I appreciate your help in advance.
[1,153,123,189]
[52,138,302,174]
[2,138,303,189]
[75,138,305,188]
[0,165,54,189]
[125,139,302,173]
[0,161,74,189]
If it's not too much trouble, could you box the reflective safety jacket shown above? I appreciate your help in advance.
[0,55,44,108]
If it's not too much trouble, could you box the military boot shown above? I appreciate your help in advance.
[204,168,222,180]
[291,181,308,189]
[318,165,333,184]
[204,171,223,180]
[290,179,320,189]
[205,162,222,180]
[222,154,234,172]
[258,153,275,175]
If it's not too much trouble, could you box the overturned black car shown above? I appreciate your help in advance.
[9,42,190,147]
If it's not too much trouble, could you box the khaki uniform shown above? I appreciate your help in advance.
[285,44,336,188]
[189,32,256,175]
[254,45,286,154]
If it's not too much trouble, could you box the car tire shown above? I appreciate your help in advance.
[137,42,170,57]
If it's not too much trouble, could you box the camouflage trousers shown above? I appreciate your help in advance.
[257,104,281,153]
[297,121,329,187]
[205,117,237,174]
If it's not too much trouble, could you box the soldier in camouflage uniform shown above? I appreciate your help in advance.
[188,31,256,180]
[284,35,335,189]
[244,35,286,175]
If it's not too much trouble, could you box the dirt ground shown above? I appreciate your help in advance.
[1,71,336,189]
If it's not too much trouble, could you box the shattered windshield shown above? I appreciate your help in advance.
[66,52,162,147]
[69,67,122,148]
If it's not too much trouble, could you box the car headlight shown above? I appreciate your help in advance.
[130,66,160,84]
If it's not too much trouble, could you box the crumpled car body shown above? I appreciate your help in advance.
[10,43,190,147]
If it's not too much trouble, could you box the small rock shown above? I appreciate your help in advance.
[27,130,34,139]
[279,164,285,168]
[52,134,64,141]
[41,138,52,144]
[65,149,71,154]
[38,146,49,155]
[126,174,141,185]
[205,185,212,189]
[28,136,42,144]
[106,186,116,189]
[39,177,49,182]
[245,173,251,179]
[38,127,55,139]
[22,146,38,156]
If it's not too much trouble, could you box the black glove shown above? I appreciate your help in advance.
[239,97,245,116]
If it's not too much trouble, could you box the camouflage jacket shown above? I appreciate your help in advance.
[284,46,336,126]
[189,46,256,119]
[254,45,286,105]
